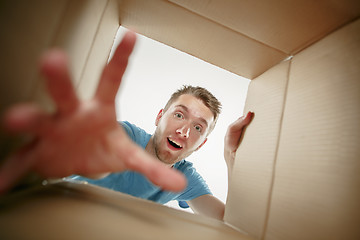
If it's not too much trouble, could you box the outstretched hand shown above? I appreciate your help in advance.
[0,31,186,194]
[224,111,254,170]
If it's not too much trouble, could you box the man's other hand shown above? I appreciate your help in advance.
[224,111,254,169]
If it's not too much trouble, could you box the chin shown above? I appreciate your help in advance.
[160,157,178,165]
[156,151,177,165]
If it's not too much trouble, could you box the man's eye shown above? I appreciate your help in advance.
[194,125,202,132]
[174,113,183,119]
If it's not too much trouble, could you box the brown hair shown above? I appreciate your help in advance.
[164,85,222,132]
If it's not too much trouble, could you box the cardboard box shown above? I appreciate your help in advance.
[0,0,359,239]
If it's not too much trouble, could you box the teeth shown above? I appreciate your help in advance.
[168,138,182,148]
[172,140,182,147]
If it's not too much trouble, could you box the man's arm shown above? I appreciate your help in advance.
[187,112,254,220]
[187,194,225,220]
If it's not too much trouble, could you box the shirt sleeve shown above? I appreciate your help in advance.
[119,121,135,141]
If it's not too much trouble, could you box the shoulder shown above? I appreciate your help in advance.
[119,121,151,149]
[173,160,205,185]
[173,160,195,174]
[120,121,142,139]
[173,160,212,201]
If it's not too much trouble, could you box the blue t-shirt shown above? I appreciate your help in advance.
[70,121,211,206]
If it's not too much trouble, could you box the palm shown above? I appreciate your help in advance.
[0,31,186,194]
[32,100,122,176]
[224,112,253,164]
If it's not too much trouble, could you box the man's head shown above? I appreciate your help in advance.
[152,85,222,165]
[163,85,222,132]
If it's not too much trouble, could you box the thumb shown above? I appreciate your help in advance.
[118,138,187,192]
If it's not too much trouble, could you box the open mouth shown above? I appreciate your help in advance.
[167,138,183,149]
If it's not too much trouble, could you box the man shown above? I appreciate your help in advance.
[0,31,253,220]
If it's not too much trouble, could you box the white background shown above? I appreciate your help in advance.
[111,27,250,212]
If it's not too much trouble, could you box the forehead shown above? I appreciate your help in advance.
[168,94,215,123]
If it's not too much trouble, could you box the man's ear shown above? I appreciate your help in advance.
[196,138,207,151]
[155,109,164,126]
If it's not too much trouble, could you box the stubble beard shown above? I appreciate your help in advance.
[152,130,195,165]
[153,134,178,165]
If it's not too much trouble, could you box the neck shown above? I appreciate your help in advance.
[145,135,157,158]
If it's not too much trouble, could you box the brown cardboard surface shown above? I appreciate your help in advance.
[0,1,68,160]
[118,0,287,79]
[77,0,120,100]
[49,0,108,86]
[170,0,360,54]
[0,181,254,240]
[224,60,290,238]
[0,1,68,114]
[265,18,360,240]
[1,1,360,239]
[32,0,109,109]
[0,0,113,161]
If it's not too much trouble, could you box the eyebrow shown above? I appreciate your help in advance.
[175,104,209,127]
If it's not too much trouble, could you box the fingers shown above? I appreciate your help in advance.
[95,31,136,103]
[129,151,187,192]
[40,49,79,114]
[118,139,187,192]
[3,103,49,134]
[241,111,254,126]
[225,111,254,152]
[229,111,254,133]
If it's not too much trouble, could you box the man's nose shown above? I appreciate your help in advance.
[176,125,190,138]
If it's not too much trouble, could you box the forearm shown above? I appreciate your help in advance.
[224,111,254,189]
[224,149,236,185]
[188,194,225,220]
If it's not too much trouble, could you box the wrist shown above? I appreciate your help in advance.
[224,149,235,166]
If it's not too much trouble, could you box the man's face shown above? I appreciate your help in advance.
[153,94,215,165]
